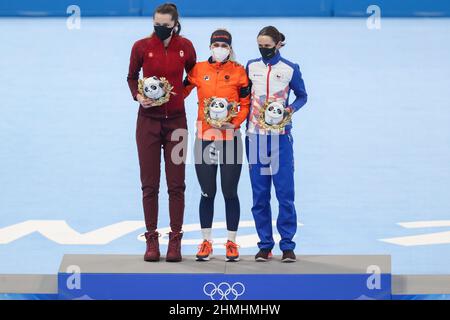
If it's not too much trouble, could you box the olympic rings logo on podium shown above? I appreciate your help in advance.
[203,282,246,300]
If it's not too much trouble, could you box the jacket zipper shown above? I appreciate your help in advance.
[215,67,220,96]
[214,64,225,138]
[164,46,168,118]
[266,64,272,101]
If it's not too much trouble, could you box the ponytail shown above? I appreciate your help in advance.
[175,21,181,35]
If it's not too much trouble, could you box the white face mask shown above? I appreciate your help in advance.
[211,47,230,62]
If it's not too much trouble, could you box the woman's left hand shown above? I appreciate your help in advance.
[285,106,293,114]
[219,122,236,130]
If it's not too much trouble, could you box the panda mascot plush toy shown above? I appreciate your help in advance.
[143,76,165,100]
[264,101,285,125]
[209,97,229,121]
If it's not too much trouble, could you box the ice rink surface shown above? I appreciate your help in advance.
[0,17,449,274]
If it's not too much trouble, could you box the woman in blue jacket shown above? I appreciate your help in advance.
[246,26,308,262]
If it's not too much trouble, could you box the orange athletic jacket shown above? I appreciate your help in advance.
[184,58,251,141]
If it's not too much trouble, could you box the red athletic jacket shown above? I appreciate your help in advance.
[127,34,197,118]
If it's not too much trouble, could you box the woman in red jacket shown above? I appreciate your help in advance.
[127,3,196,262]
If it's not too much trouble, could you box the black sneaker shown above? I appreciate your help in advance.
[255,249,273,262]
[281,250,296,263]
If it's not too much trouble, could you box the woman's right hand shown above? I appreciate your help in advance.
[210,122,222,129]
[136,94,156,108]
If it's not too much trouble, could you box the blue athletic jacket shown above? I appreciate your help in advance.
[246,51,307,134]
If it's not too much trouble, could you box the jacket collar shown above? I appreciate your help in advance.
[151,33,178,46]
[262,50,281,66]
[208,56,230,67]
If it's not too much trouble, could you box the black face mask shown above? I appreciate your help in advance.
[154,25,174,41]
[259,47,277,60]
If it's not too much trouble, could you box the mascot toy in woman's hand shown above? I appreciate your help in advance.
[264,101,285,125]
[143,76,165,100]
[138,76,175,106]
[203,97,238,127]
[209,97,230,120]
[258,100,293,131]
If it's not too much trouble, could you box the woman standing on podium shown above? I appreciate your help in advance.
[127,3,197,262]
[184,29,251,262]
[246,26,308,263]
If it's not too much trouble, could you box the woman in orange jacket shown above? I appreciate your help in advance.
[184,29,250,262]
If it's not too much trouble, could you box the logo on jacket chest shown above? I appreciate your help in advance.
[252,73,264,78]
[274,72,284,80]
[252,71,285,81]
[147,50,185,59]
[203,74,232,82]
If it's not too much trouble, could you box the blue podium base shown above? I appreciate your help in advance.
[57,254,391,300]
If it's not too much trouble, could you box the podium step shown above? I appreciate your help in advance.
[58,254,391,300]
[0,274,57,300]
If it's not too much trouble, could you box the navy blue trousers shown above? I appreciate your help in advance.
[245,133,297,251]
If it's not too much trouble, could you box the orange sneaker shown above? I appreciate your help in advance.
[225,240,240,262]
[196,240,213,261]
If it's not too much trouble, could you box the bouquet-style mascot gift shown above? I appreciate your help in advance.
[203,97,238,127]
[258,100,293,130]
[138,76,175,106]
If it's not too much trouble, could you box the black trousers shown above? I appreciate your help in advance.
[194,135,243,231]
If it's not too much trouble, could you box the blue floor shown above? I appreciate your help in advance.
[0,17,449,275]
